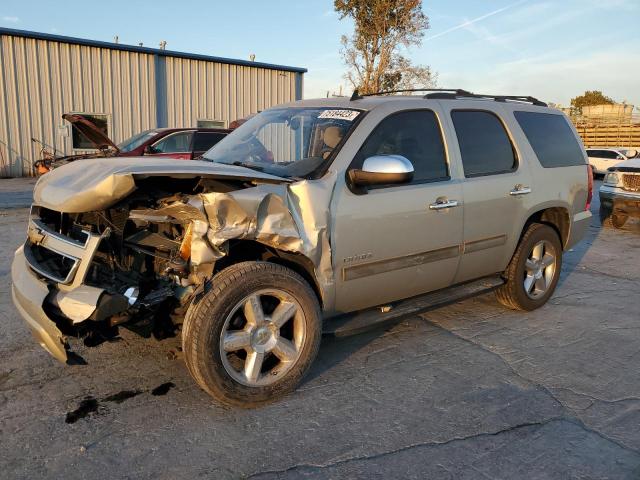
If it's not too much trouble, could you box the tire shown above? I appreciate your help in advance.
[182,261,322,407]
[496,223,562,311]
[606,213,628,229]
[600,205,628,229]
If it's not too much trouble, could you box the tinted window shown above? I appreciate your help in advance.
[451,111,516,176]
[193,132,226,152]
[152,131,193,153]
[514,111,586,167]
[601,150,619,159]
[353,110,448,184]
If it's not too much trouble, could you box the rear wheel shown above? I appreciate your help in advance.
[496,223,562,311]
[182,261,321,407]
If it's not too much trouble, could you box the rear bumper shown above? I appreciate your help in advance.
[566,210,592,250]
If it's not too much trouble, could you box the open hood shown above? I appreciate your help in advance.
[34,156,290,213]
[63,113,120,152]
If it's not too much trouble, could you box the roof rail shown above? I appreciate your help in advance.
[350,88,471,100]
[349,88,547,106]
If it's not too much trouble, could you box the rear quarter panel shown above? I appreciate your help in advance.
[502,106,590,254]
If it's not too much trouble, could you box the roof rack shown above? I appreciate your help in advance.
[349,88,547,107]
[350,88,471,100]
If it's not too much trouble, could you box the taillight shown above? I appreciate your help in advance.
[586,165,593,211]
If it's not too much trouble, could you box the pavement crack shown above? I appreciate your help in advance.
[421,318,640,457]
[246,417,564,478]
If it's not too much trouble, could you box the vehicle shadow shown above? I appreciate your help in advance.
[302,322,397,386]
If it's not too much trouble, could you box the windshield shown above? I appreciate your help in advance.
[117,130,160,153]
[203,107,362,178]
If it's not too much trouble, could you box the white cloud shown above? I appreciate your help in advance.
[424,0,527,42]
[439,49,640,107]
[2,16,19,23]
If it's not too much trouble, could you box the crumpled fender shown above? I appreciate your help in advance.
[130,172,338,297]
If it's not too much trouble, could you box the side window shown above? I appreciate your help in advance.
[152,131,193,153]
[193,132,226,152]
[451,110,516,177]
[513,111,585,168]
[604,150,620,159]
[353,110,448,184]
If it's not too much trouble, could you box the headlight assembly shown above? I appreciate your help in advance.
[604,172,619,186]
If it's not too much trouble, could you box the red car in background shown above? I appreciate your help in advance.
[36,113,231,173]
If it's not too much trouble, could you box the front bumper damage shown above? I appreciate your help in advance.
[11,216,119,364]
[12,246,101,363]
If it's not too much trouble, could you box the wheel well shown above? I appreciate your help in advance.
[523,207,570,247]
[214,240,324,307]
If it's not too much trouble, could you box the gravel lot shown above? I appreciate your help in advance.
[1,179,639,479]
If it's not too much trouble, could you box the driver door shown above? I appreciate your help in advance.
[332,109,464,313]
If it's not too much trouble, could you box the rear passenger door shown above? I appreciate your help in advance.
[442,106,534,284]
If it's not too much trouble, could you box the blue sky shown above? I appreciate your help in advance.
[2,0,639,107]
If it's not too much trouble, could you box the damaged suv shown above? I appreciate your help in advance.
[12,90,592,407]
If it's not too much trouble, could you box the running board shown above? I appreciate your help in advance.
[323,276,504,337]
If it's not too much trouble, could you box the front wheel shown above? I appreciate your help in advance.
[182,262,322,407]
[496,223,562,311]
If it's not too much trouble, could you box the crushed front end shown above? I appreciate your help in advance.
[13,200,195,363]
[11,157,335,364]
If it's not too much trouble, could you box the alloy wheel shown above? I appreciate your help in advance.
[523,240,557,299]
[219,289,306,387]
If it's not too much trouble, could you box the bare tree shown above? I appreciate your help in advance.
[335,0,436,94]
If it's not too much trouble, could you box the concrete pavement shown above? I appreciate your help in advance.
[1,181,639,479]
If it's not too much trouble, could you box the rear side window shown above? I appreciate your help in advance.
[193,132,226,152]
[514,111,585,167]
[451,110,516,177]
[354,110,448,184]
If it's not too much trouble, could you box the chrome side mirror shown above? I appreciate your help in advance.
[348,154,414,188]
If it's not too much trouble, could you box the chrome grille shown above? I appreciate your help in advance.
[25,213,109,286]
[622,174,640,192]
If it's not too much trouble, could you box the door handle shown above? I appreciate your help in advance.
[429,199,459,210]
[509,184,532,196]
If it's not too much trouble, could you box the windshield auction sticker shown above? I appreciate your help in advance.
[318,110,360,121]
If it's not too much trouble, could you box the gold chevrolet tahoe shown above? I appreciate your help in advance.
[12,90,593,407]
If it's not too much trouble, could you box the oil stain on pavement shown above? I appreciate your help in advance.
[65,382,174,424]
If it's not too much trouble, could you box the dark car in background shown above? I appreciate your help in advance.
[36,114,230,173]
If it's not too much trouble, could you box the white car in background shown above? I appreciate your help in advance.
[586,148,638,175]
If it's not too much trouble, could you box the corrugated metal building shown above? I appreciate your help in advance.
[0,27,305,177]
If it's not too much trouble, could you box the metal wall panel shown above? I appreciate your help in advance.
[163,56,301,129]
[0,31,304,177]
[0,35,156,177]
